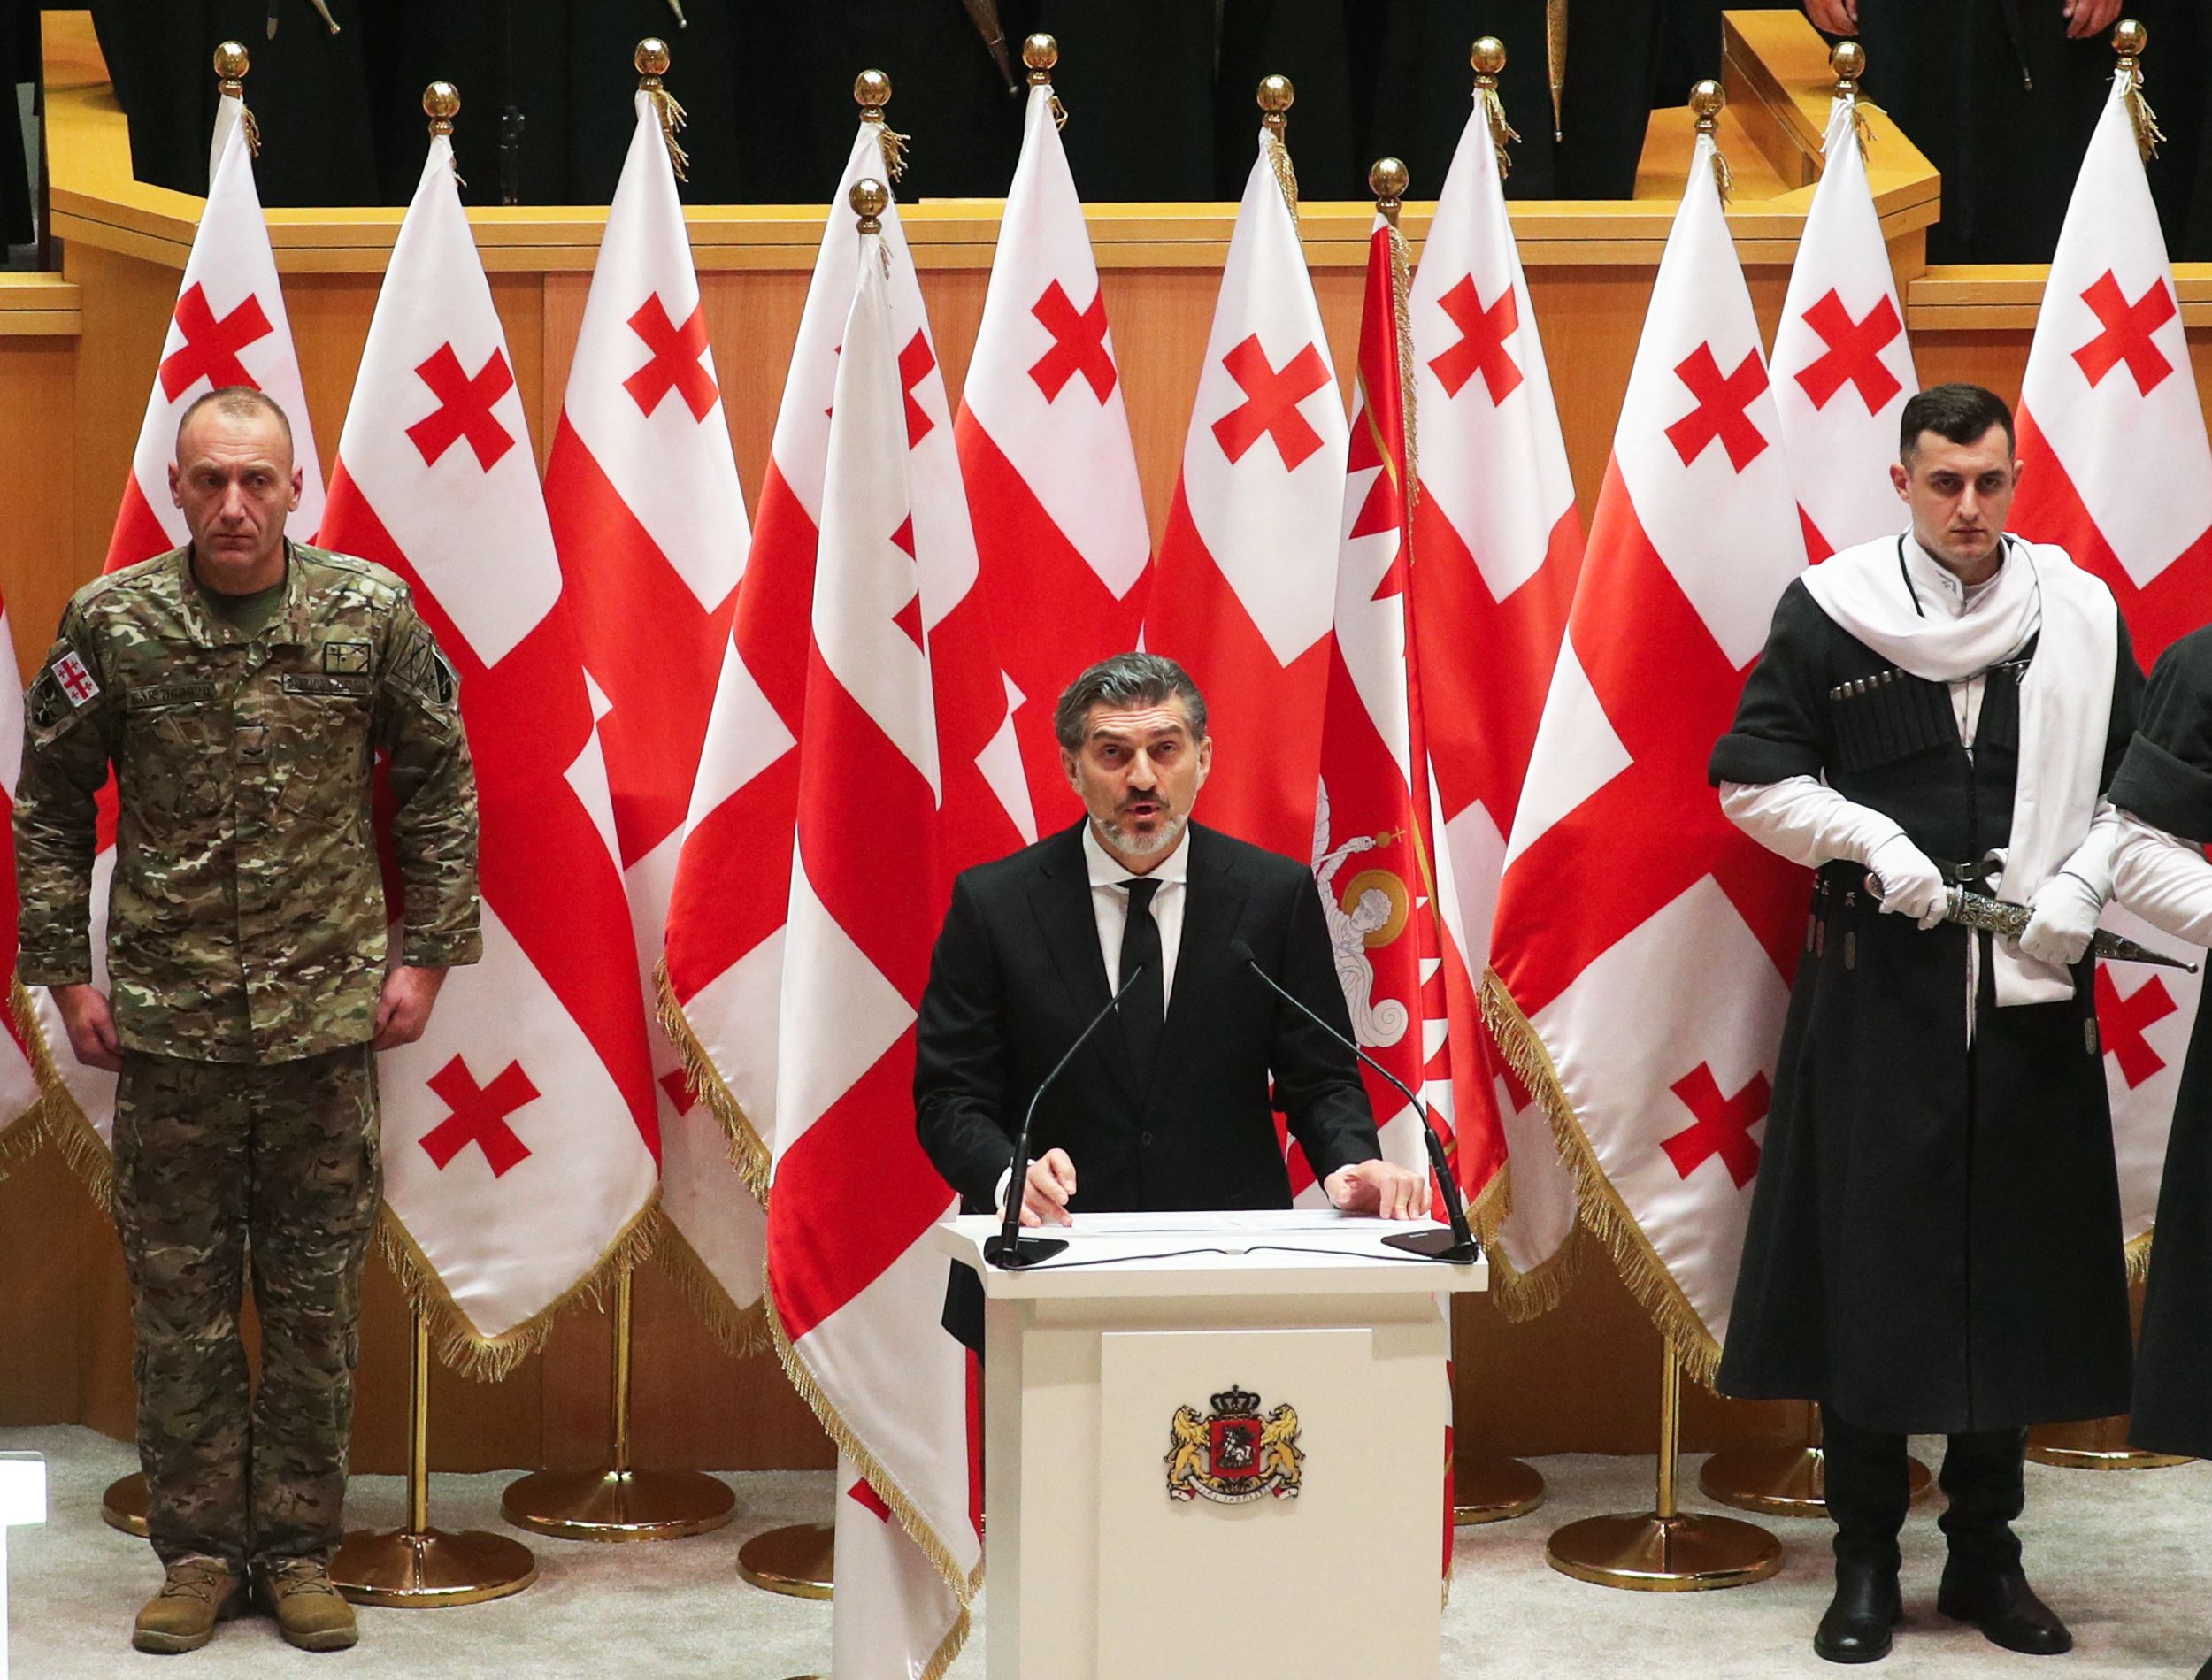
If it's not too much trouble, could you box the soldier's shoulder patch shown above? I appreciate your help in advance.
[50,651,98,708]
[391,626,459,708]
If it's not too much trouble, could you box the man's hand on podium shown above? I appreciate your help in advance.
[1323,1159,1431,1221]
[1018,1148,1080,1227]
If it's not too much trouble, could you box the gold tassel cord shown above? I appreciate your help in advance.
[869,119,910,183]
[1387,221,1418,518]
[235,101,263,159]
[1265,129,1300,226]
[764,1286,980,1680]
[1709,139,1734,210]
[1478,969,1725,1385]
[2123,65,2165,162]
[1479,85,1519,180]
[378,1193,663,1384]
[648,86,691,182]
[655,956,772,1200]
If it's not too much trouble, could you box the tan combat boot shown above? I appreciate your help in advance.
[257,1557,359,1653]
[133,1556,243,1654]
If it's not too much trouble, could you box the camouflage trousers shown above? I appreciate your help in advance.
[111,1046,380,1569]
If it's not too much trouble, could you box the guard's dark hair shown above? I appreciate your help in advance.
[1053,653,1208,751]
[1900,383,2014,462]
[176,385,294,457]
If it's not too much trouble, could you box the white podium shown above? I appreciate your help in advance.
[932,1210,1487,1679]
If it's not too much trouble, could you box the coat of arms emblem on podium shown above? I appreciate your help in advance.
[1164,1384,1303,1503]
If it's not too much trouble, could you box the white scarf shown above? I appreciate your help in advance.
[1802,533,2117,1005]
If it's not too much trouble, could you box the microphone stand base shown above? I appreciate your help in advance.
[1381,1227,1484,1264]
[984,1234,1070,1269]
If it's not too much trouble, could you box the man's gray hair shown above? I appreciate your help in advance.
[1053,653,1208,750]
[176,385,294,457]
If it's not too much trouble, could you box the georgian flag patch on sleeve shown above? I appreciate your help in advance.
[53,652,99,708]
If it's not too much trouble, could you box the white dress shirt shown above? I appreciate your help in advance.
[1082,818,1190,1014]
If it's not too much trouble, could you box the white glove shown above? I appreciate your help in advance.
[1869,833,1949,930]
[2016,871,2103,968]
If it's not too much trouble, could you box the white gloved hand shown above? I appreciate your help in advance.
[2016,871,2104,968]
[1869,833,1949,930]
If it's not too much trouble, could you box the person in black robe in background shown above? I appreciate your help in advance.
[2107,638,2212,1680]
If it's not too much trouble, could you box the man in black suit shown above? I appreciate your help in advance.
[916,653,1430,1349]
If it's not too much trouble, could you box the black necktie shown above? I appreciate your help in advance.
[1119,878,1164,1087]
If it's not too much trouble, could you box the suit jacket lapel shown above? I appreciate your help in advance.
[1147,825,1248,1108]
[1027,823,1137,1108]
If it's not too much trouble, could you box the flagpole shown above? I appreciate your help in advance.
[1699,1400,1934,1516]
[1545,1344,1782,1589]
[331,1297,537,1607]
[501,1262,738,1539]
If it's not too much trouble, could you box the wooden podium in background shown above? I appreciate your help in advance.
[0,8,2205,1482]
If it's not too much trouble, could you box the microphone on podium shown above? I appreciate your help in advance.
[1227,939,1481,1264]
[986,963,1150,1270]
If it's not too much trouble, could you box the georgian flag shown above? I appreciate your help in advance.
[1770,96,1917,560]
[766,218,978,1680]
[1143,126,1347,862]
[1407,88,1586,1303]
[955,69,1150,831]
[1484,129,1809,1377]
[317,123,659,1369]
[34,99,324,1186]
[663,106,1032,1197]
[545,92,764,1346]
[0,595,47,1174]
[2011,66,2212,1266]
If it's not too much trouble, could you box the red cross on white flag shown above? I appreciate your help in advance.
[545,91,764,1350]
[1770,96,1918,560]
[1405,92,1585,1308]
[316,120,660,1371]
[2012,66,2212,1265]
[1485,124,1809,1379]
[954,73,1149,831]
[1144,124,1347,862]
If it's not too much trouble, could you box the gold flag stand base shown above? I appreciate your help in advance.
[1453,1452,1546,1525]
[101,1472,150,1538]
[1547,1348,1783,1592]
[1698,1408,1934,1516]
[2027,1415,2195,1470]
[501,1268,737,1541]
[330,1303,536,1607]
[739,1522,835,1599]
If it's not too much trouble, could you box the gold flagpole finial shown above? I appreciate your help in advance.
[1023,34,1068,127]
[855,70,909,181]
[1690,80,1732,205]
[1257,73,1294,142]
[2112,20,2163,160]
[1470,37,1520,177]
[213,41,250,96]
[635,37,691,181]
[1369,157,1408,227]
[1829,40,1864,98]
[425,81,461,139]
[850,177,888,235]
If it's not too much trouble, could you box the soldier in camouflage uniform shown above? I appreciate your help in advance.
[14,387,479,1654]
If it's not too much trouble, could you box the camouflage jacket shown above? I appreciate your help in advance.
[15,542,481,1062]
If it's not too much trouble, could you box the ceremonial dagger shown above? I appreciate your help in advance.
[1863,874,2198,971]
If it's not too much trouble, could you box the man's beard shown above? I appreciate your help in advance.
[1100,808,1186,857]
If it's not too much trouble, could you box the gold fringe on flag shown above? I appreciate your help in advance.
[764,1285,980,1680]
[634,40,691,182]
[377,1193,664,1384]
[2125,1228,2154,1285]
[1479,969,1724,1383]
[1469,39,1519,180]
[650,1215,771,1357]
[654,955,772,1200]
[15,978,111,1210]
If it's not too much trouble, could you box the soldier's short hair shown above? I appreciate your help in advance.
[176,385,294,460]
[1053,653,1209,750]
[1900,383,2014,463]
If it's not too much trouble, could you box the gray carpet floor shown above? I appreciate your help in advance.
[3,1424,2205,1676]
